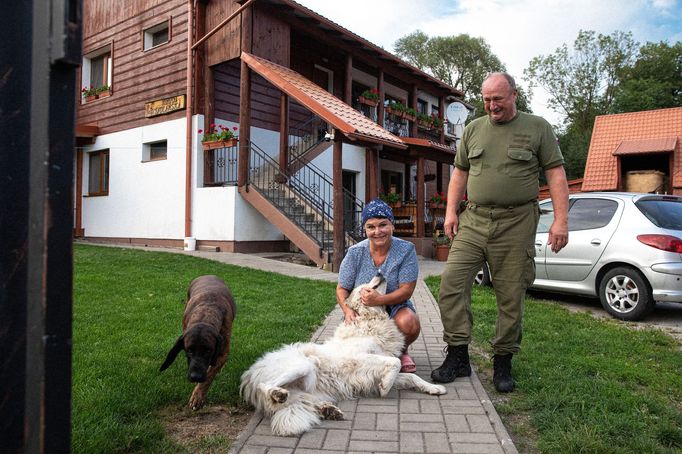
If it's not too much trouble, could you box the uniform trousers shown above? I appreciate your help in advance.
[437,200,539,355]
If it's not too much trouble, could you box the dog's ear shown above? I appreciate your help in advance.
[159,335,184,371]
[210,335,226,367]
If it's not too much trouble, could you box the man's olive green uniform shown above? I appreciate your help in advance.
[438,112,564,355]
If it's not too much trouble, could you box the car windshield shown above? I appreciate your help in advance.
[636,198,682,230]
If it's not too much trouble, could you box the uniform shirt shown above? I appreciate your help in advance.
[338,237,419,308]
[456,112,564,206]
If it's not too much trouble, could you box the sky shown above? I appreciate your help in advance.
[295,0,682,126]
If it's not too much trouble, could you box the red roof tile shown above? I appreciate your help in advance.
[241,52,406,149]
[613,137,678,155]
[582,107,682,191]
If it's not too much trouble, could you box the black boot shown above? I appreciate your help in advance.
[493,354,514,393]
[431,345,471,383]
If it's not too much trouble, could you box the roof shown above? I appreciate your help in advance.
[582,107,682,191]
[241,52,407,149]
[270,0,465,99]
[613,137,678,155]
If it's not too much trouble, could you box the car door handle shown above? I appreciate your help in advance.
[535,240,543,246]
[590,239,602,246]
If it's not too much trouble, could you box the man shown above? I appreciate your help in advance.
[431,73,569,392]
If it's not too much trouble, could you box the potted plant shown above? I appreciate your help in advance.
[379,191,402,208]
[385,101,406,119]
[430,192,447,209]
[81,85,98,102]
[432,229,451,261]
[96,84,111,99]
[200,123,239,150]
[430,114,444,129]
[417,112,433,129]
[358,88,379,107]
[404,107,418,122]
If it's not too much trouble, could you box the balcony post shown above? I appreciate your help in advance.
[333,131,344,271]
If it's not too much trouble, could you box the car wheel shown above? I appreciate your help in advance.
[598,267,654,321]
[474,262,492,287]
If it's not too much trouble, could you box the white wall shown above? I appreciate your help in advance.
[81,118,187,238]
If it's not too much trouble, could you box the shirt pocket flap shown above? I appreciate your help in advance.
[507,148,533,161]
[468,148,484,159]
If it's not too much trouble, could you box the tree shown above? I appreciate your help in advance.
[394,32,532,117]
[524,30,638,132]
[611,41,682,113]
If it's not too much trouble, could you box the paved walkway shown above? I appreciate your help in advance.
[86,243,516,453]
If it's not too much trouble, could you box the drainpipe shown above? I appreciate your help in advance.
[185,0,195,239]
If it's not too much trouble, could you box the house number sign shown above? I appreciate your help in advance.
[144,94,186,117]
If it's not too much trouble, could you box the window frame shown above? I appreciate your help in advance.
[143,18,171,51]
[87,150,109,196]
[143,140,168,162]
[81,42,113,102]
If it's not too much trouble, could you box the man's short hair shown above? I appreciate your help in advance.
[483,72,517,91]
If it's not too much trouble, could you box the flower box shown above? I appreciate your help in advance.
[434,244,450,261]
[85,94,97,102]
[202,138,238,150]
[358,96,378,107]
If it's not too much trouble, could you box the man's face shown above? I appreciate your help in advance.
[482,76,518,123]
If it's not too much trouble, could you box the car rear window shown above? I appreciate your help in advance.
[636,198,682,230]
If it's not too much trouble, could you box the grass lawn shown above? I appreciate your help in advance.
[425,276,682,454]
[72,244,337,453]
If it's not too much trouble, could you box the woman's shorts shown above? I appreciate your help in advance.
[387,300,416,319]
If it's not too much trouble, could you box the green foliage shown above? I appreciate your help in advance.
[557,126,591,180]
[425,276,682,453]
[611,41,682,113]
[72,245,337,453]
[524,30,638,132]
[394,32,508,109]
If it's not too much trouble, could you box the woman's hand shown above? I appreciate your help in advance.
[360,288,382,306]
[342,306,357,324]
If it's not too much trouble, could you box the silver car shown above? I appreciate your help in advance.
[531,192,682,321]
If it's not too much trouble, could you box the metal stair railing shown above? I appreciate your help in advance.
[287,114,328,165]
[247,141,365,254]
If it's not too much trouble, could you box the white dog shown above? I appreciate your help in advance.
[240,274,446,436]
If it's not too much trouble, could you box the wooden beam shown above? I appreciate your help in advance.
[344,54,352,104]
[279,92,289,171]
[439,96,445,144]
[416,157,425,237]
[333,133,344,271]
[238,4,253,187]
[410,84,418,138]
[377,69,385,127]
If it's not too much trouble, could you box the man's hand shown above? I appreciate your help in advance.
[547,220,568,253]
[342,307,357,324]
[443,213,459,240]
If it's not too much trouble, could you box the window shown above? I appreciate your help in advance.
[143,20,170,50]
[82,44,112,100]
[88,150,109,196]
[569,199,617,231]
[143,140,167,162]
[417,99,428,114]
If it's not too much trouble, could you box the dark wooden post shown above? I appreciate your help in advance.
[436,162,443,194]
[377,69,384,126]
[410,84,418,137]
[279,92,289,172]
[439,96,445,144]
[416,157,426,237]
[238,5,253,187]
[344,54,352,104]
[404,163,411,200]
[333,133,344,271]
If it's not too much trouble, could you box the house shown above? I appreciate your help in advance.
[74,0,470,269]
[582,107,682,196]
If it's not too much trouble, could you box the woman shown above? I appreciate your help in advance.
[336,198,421,373]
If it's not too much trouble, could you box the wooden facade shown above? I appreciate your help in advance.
[77,0,188,135]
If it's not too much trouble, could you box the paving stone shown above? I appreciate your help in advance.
[375,413,398,431]
[450,442,504,453]
[246,435,297,448]
[424,432,450,453]
[297,428,326,449]
[352,412,376,430]
[444,414,469,432]
[450,432,500,443]
[347,440,399,452]
[400,431,423,452]
[400,413,443,423]
[419,399,441,413]
[400,399,420,413]
[350,430,398,441]
[466,415,495,433]
[323,429,350,450]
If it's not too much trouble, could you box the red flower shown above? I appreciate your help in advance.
[198,129,203,134]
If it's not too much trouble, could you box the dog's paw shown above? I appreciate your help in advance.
[429,384,447,395]
[270,387,289,404]
[317,402,344,420]
[189,391,206,411]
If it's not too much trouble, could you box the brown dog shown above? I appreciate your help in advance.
[160,275,236,410]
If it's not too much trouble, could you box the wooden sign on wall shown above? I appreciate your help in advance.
[144,94,186,118]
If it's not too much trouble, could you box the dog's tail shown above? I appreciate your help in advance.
[269,391,321,437]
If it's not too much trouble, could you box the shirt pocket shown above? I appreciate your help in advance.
[467,148,484,176]
[505,147,536,178]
